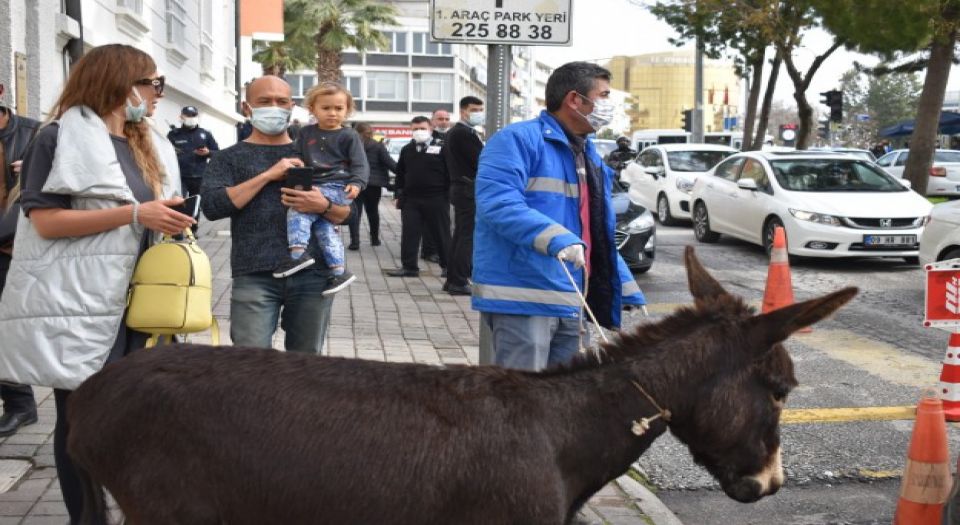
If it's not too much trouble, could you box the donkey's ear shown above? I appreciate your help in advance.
[748,287,858,349]
[685,246,729,303]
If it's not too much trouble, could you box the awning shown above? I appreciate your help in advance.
[879,111,960,137]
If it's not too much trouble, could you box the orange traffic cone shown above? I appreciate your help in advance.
[940,333,960,422]
[894,395,952,524]
[761,226,810,331]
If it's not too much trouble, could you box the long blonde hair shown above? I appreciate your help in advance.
[48,44,164,196]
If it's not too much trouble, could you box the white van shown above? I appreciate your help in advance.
[631,129,690,151]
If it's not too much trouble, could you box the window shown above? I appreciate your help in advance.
[875,153,895,167]
[366,72,407,100]
[342,76,362,99]
[713,157,744,181]
[640,150,662,168]
[412,33,452,55]
[738,159,770,192]
[895,153,909,167]
[666,150,734,172]
[376,31,408,54]
[412,73,451,102]
[284,74,317,99]
[165,0,187,46]
[117,0,143,13]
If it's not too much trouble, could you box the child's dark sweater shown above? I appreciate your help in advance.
[297,126,369,188]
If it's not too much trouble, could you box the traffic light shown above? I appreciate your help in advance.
[681,109,693,132]
[820,90,843,123]
[817,120,829,139]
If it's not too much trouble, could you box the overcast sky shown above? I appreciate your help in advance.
[534,0,956,109]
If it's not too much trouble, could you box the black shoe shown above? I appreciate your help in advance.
[422,254,440,264]
[348,241,360,251]
[0,410,38,437]
[384,268,419,277]
[444,283,472,296]
[370,236,381,246]
[272,255,316,278]
[322,271,357,296]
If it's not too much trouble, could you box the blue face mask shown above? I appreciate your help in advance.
[249,106,291,136]
[125,88,147,123]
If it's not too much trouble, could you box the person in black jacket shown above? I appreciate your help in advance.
[441,96,484,296]
[348,123,396,249]
[167,106,220,199]
[384,116,451,277]
[0,83,39,437]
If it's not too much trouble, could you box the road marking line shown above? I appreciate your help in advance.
[793,329,940,388]
[782,406,916,424]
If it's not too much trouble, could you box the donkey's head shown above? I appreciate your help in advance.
[623,247,856,503]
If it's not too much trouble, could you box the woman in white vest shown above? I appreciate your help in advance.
[0,44,194,523]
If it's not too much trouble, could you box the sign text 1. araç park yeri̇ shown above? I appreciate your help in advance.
[430,0,573,46]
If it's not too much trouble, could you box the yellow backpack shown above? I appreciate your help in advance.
[126,229,219,347]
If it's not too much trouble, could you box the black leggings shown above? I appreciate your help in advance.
[348,185,383,242]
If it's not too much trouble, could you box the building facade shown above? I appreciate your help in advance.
[605,51,742,132]
[0,0,244,147]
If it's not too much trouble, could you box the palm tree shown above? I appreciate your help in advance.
[253,41,297,77]
[285,0,398,83]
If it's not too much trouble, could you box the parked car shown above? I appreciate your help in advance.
[920,200,960,266]
[611,180,656,273]
[876,149,960,197]
[620,143,736,225]
[384,139,407,192]
[593,138,618,161]
[690,151,932,261]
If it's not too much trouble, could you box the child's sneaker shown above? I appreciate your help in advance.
[322,271,357,296]
[273,255,316,278]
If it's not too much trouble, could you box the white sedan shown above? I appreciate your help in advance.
[920,200,960,266]
[621,144,736,225]
[876,149,960,197]
[690,151,933,260]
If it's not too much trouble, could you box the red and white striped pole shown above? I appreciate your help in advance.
[939,333,960,422]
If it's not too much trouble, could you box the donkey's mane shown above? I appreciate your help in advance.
[542,293,755,376]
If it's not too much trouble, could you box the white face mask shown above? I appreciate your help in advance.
[412,129,433,143]
[125,88,147,123]
[183,117,198,127]
[467,111,485,127]
[249,106,291,136]
[574,93,615,131]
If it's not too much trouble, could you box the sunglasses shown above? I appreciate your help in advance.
[134,75,165,96]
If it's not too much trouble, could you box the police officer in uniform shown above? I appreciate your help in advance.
[167,106,219,198]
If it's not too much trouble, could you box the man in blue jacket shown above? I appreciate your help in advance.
[472,62,645,371]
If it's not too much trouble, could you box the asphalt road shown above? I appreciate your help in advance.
[622,223,960,525]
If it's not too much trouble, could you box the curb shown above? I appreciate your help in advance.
[616,473,684,525]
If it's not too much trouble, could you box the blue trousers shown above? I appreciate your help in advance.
[481,312,588,371]
[287,183,351,268]
[230,269,335,354]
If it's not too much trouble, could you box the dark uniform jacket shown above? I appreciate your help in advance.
[396,135,449,198]
[167,125,220,178]
[442,121,483,187]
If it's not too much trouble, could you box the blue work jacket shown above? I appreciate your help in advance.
[472,111,645,329]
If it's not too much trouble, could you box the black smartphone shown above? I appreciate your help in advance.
[285,167,315,190]
[170,194,201,218]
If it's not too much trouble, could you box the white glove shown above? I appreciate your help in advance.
[557,244,586,269]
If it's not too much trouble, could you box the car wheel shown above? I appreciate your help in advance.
[763,217,786,256]
[940,248,960,262]
[656,194,677,226]
[693,202,720,243]
[903,256,920,265]
[633,266,651,274]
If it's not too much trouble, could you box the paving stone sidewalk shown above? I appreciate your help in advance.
[0,200,664,524]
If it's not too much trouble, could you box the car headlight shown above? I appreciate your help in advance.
[789,208,842,226]
[625,212,655,233]
[675,177,695,195]
[914,215,931,227]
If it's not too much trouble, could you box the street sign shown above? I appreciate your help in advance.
[430,0,573,46]
[924,259,960,330]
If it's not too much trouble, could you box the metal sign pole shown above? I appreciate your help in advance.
[478,43,512,365]
[692,35,704,143]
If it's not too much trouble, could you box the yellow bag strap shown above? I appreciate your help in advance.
[143,319,220,349]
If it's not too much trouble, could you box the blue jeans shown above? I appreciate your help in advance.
[287,183,351,269]
[230,269,335,354]
[481,312,588,371]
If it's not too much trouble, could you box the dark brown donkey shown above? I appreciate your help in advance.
[67,247,856,525]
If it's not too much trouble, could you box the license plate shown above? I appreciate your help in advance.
[863,234,917,246]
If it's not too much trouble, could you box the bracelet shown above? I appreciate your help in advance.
[131,202,140,225]
[319,200,332,216]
